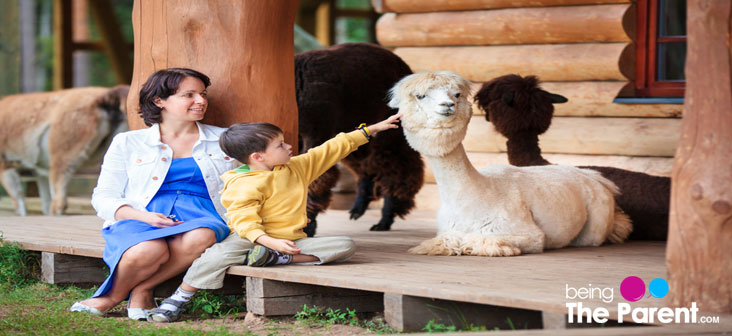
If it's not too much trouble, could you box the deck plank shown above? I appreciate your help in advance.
[0,211,707,325]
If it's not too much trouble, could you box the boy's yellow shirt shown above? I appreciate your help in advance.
[220,130,369,243]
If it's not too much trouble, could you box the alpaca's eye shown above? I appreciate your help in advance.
[455,93,461,98]
[416,94,425,100]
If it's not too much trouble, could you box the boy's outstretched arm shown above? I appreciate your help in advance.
[365,112,402,135]
[289,113,403,183]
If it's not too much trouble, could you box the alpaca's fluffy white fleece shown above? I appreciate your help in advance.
[390,71,632,256]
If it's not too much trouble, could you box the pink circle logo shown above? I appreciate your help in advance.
[620,276,646,302]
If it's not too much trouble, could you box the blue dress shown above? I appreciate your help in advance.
[93,157,230,297]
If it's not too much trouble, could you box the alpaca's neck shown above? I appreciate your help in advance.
[505,131,550,166]
[423,144,482,194]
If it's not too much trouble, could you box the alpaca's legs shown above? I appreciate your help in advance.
[370,195,394,231]
[570,202,619,247]
[349,175,374,220]
[306,166,341,237]
[462,233,545,256]
[408,233,464,256]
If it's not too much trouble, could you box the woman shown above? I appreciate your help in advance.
[70,68,238,320]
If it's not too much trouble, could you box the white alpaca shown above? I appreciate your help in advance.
[388,71,632,256]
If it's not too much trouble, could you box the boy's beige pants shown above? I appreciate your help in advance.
[183,233,355,289]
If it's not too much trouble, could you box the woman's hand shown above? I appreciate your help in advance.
[115,205,183,228]
[255,235,301,255]
[366,113,402,136]
[139,212,184,228]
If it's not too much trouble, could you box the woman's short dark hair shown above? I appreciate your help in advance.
[138,68,211,126]
[220,123,284,163]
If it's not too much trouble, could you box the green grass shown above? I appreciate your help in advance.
[0,280,249,335]
[188,291,246,318]
[0,234,243,335]
[294,304,397,334]
[0,235,392,335]
[0,233,41,289]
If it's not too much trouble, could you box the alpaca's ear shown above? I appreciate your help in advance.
[544,91,568,104]
[387,86,401,109]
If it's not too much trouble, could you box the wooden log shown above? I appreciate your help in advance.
[384,293,542,332]
[127,1,300,147]
[372,0,629,13]
[667,0,732,314]
[88,0,133,85]
[464,116,680,156]
[41,252,107,284]
[394,43,634,82]
[246,277,383,316]
[423,152,674,184]
[469,81,684,118]
[52,0,72,90]
[376,5,632,47]
[0,0,21,96]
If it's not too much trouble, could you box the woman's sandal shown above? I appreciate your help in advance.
[70,301,104,316]
[147,298,189,323]
[127,307,152,321]
[126,301,156,321]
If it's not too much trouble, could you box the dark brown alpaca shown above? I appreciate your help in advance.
[296,43,424,236]
[474,74,669,241]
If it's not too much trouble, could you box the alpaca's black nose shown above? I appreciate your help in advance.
[441,101,455,107]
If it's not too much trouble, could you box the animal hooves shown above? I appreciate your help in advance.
[408,238,460,256]
[464,241,521,257]
[369,224,391,231]
[349,210,365,220]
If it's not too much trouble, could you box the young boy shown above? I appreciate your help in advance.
[149,114,402,322]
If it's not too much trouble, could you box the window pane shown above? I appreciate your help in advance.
[335,17,372,43]
[657,42,686,81]
[659,0,686,36]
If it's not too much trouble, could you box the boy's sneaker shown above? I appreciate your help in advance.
[247,245,292,267]
[247,245,277,267]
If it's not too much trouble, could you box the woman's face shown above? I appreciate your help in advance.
[156,76,208,123]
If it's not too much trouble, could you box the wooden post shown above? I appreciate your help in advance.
[383,293,542,332]
[0,0,21,96]
[315,0,335,46]
[53,0,73,90]
[666,0,732,313]
[88,0,133,85]
[127,0,300,148]
[246,277,383,316]
[41,252,107,284]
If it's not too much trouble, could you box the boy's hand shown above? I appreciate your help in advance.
[366,113,402,136]
[256,235,302,255]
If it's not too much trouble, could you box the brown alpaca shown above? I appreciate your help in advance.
[474,75,668,241]
[296,43,424,236]
[0,86,129,216]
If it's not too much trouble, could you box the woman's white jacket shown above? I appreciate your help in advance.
[91,122,239,227]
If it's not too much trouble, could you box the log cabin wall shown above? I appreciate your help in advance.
[371,0,682,210]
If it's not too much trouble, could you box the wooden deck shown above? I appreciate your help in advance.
[1,210,730,333]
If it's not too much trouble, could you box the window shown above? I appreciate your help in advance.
[635,0,687,97]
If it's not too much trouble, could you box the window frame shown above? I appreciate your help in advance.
[635,0,687,97]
